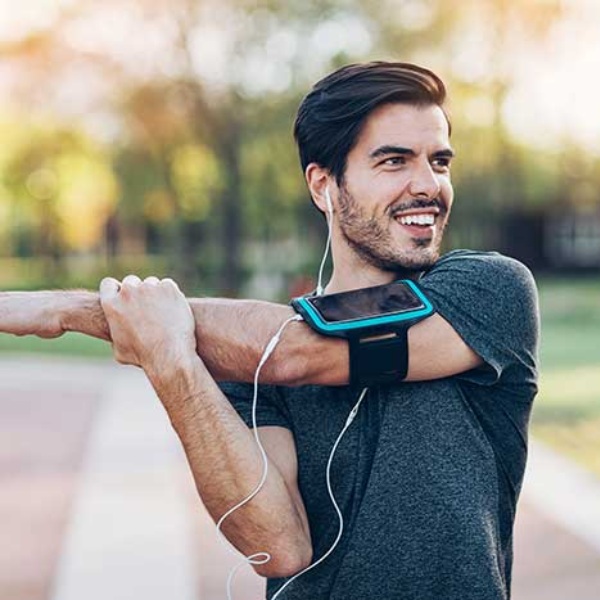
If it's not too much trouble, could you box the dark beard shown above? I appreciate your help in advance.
[337,183,448,274]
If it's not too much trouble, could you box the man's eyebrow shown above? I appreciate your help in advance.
[369,145,415,160]
[368,145,456,160]
[432,148,456,158]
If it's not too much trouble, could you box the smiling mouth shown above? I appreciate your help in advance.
[390,198,445,223]
[396,213,436,226]
[393,209,440,233]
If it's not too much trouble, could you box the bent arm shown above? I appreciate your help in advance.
[191,298,482,384]
[147,355,312,578]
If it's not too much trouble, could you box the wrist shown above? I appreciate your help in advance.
[57,291,83,333]
[61,291,111,341]
[145,351,209,409]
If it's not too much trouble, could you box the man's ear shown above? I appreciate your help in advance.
[305,163,333,216]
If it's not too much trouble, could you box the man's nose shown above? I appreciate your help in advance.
[407,161,441,199]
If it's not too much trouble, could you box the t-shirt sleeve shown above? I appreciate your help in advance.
[218,381,292,430]
[418,251,540,389]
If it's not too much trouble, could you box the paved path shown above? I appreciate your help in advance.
[512,441,600,599]
[1,355,598,600]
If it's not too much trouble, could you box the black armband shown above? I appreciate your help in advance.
[291,280,434,387]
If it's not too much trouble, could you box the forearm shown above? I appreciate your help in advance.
[189,297,349,385]
[0,290,109,340]
[146,354,312,577]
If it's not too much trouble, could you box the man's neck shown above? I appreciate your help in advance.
[324,269,394,294]
[324,262,425,294]
[322,236,431,293]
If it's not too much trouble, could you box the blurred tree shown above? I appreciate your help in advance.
[0,123,117,278]
[0,0,586,292]
[2,0,380,291]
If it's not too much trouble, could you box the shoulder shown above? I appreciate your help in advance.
[427,249,534,277]
[419,249,539,339]
[418,251,539,387]
[422,250,537,297]
[419,250,540,354]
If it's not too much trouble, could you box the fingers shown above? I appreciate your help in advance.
[123,275,175,287]
[160,277,180,290]
[122,274,142,287]
[99,277,120,302]
[100,274,180,302]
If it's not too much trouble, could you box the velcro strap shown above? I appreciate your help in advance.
[348,331,408,387]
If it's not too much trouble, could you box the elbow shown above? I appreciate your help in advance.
[268,339,311,386]
[254,543,313,579]
[266,327,349,386]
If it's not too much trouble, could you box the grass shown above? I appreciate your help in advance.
[0,331,112,357]
[534,366,600,476]
[0,275,598,474]
[532,277,600,476]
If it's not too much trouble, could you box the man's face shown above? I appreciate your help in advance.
[335,102,454,273]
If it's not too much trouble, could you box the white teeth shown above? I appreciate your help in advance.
[398,214,435,226]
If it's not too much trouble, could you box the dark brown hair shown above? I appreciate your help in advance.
[293,61,450,184]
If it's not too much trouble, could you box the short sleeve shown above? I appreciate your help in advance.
[218,381,292,430]
[419,250,540,390]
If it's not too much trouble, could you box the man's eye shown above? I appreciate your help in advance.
[382,156,406,166]
[432,158,451,170]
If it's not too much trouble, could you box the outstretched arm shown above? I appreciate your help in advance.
[0,288,481,385]
[0,289,323,380]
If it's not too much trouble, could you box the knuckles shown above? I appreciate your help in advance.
[101,274,180,298]
[101,273,188,371]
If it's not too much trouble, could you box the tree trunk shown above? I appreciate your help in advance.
[218,139,243,296]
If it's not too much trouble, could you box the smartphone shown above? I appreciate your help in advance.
[291,280,434,338]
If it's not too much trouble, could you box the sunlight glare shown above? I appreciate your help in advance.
[503,0,600,153]
[0,0,76,41]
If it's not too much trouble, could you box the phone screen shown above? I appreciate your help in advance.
[308,281,425,324]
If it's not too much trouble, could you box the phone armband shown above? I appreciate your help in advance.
[291,280,435,387]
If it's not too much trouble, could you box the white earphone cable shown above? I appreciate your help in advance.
[217,313,303,600]
[222,184,368,599]
[316,188,334,296]
[270,386,368,599]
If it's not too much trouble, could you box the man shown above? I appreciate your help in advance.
[0,62,539,599]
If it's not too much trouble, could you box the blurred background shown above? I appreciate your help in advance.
[0,0,599,599]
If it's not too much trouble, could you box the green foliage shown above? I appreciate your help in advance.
[0,0,596,295]
[533,364,600,477]
[0,121,117,258]
[530,277,600,475]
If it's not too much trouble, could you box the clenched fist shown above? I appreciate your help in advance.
[99,275,197,373]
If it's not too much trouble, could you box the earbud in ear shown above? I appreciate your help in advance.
[325,187,333,217]
[316,186,334,296]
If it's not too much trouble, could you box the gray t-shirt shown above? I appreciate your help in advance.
[220,250,539,600]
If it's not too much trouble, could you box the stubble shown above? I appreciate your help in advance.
[336,182,449,273]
